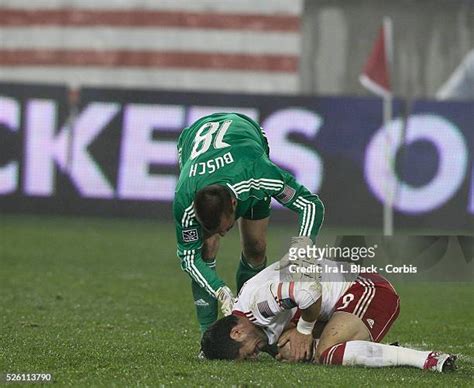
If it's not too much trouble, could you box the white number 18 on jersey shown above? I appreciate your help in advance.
[190,120,232,160]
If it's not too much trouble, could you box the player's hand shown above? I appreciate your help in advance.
[277,327,313,362]
[275,236,313,270]
[216,286,235,316]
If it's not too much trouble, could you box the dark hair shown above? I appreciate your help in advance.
[194,185,233,232]
[201,315,242,360]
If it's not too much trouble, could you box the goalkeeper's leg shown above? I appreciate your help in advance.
[192,236,219,334]
[191,261,217,335]
[236,216,269,292]
[236,253,267,292]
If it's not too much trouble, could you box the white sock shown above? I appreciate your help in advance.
[342,341,431,369]
[319,341,431,369]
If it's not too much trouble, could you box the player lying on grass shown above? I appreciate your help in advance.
[201,258,457,372]
[173,113,324,334]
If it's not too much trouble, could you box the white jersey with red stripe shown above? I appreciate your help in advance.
[232,259,354,345]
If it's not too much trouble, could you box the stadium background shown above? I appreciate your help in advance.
[1,0,473,385]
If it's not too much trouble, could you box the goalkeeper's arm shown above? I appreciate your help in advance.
[251,155,324,242]
[177,244,235,315]
[174,201,235,315]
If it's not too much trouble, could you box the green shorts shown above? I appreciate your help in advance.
[242,197,272,220]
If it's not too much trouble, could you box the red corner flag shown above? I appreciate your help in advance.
[360,17,393,97]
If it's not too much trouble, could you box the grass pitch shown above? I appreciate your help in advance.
[1,215,473,386]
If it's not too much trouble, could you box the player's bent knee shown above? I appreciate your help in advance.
[316,312,371,360]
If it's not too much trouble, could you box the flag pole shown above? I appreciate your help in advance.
[66,84,80,172]
[382,17,393,236]
[383,90,393,236]
[383,17,395,236]
[359,17,394,236]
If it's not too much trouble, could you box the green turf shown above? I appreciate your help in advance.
[1,215,473,386]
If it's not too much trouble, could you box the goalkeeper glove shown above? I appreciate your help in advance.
[216,286,235,316]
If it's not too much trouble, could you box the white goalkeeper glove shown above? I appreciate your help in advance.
[275,236,314,270]
[216,286,235,316]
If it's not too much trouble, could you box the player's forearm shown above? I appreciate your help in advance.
[179,250,225,297]
[301,298,321,323]
[292,193,324,240]
[275,173,324,240]
[297,298,322,336]
[262,157,324,240]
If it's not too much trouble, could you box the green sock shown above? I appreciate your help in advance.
[236,253,267,292]
[191,259,218,335]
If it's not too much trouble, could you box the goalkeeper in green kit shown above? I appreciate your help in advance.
[173,112,324,338]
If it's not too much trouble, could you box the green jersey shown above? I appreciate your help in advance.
[173,113,324,297]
